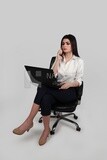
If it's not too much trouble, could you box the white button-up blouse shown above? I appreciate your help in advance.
[53,55,84,86]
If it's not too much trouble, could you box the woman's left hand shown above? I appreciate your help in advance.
[59,82,71,89]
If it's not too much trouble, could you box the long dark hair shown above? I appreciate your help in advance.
[60,34,79,57]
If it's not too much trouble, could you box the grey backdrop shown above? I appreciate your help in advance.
[0,0,107,160]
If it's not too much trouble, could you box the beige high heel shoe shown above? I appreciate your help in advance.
[13,122,33,135]
[38,129,50,146]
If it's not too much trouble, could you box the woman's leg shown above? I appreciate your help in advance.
[48,87,77,103]
[39,115,50,145]
[13,103,40,135]
[13,85,48,135]
[38,87,77,145]
[38,94,56,145]
[27,103,40,121]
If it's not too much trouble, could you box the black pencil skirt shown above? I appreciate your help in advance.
[34,85,77,116]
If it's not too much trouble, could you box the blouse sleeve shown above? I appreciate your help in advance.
[75,59,84,86]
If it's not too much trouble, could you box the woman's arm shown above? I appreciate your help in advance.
[59,81,79,89]
[70,81,80,87]
[51,50,63,76]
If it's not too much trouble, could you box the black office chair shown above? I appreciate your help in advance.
[39,57,83,135]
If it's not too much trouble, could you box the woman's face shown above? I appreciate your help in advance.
[61,38,72,53]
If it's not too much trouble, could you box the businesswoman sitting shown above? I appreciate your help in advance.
[13,34,84,146]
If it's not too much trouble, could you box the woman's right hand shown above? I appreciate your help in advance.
[56,49,63,62]
[52,49,63,75]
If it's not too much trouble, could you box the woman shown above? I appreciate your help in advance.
[13,34,84,145]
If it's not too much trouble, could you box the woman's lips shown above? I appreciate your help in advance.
[63,48,67,51]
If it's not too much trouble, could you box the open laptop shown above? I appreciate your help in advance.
[24,65,60,88]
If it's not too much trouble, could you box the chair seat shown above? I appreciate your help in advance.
[52,100,78,112]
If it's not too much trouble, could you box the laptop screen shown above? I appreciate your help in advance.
[24,65,58,87]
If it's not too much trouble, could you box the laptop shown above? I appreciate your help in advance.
[24,65,60,88]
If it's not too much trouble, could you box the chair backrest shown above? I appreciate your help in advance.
[49,57,56,69]
[49,57,83,104]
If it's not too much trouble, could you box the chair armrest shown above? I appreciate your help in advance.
[75,82,83,101]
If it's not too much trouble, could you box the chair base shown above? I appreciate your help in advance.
[38,112,81,134]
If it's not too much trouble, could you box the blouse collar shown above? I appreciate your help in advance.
[63,55,78,63]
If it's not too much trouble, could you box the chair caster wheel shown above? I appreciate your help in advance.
[74,115,78,119]
[38,118,42,123]
[76,127,81,131]
[39,120,42,123]
[50,130,55,135]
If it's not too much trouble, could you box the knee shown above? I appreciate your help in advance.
[41,94,51,104]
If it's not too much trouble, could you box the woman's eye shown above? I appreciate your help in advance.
[66,42,70,45]
[62,42,70,45]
